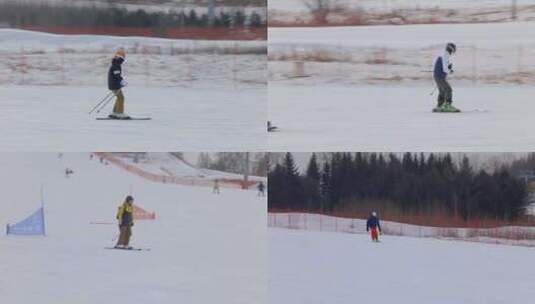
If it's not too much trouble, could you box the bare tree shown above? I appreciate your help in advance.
[303,0,339,24]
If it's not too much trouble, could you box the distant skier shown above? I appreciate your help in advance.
[115,195,135,249]
[213,179,220,194]
[366,211,382,242]
[108,49,129,119]
[257,181,265,196]
[64,168,74,178]
[268,121,277,132]
[433,42,459,112]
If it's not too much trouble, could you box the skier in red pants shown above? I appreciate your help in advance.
[366,211,382,242]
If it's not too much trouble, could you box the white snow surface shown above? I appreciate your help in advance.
[269,84,535,152]
[269,227,535,304]
[0,153,267,303]
[269,22,533,48]
[0,85,266,151]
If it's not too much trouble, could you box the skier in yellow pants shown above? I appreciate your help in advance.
[115,195,135,249]
[107,49,129,119]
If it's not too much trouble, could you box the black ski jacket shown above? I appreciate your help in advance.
[108,57,124,90]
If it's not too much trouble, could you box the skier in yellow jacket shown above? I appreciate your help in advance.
[115,195,135,249]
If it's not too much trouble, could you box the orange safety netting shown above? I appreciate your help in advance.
[133,205,156,220]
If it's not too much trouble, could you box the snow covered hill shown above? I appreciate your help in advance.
[110,152,266,183]
[269,22,535,86]
[269,227,535,304]
[0,29,266,88]
[0,153,267,303]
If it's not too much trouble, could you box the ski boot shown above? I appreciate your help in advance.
[442,102,460,113]
[108,112,131,120]
[433,102,460,113]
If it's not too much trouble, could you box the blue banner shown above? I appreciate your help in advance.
[6,207,46,236]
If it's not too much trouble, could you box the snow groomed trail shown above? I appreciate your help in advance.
[0,86,266,151]
[0,153,267,304]
[269,85,535,151]
[269,228,535,304]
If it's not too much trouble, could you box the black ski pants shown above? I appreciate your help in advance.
[434,76,453,107]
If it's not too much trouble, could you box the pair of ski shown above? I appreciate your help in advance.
[96,116,151,121]
[104,246,150,251]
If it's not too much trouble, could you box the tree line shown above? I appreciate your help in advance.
[197,153,269,177]
[268,152,528,222]
[0,3,265,28]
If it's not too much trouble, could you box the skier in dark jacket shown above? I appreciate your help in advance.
[257,181,265,196]
[107,49,129,119]
[433,42,458,112]
[115,195,135,249]
[366,211,382,242]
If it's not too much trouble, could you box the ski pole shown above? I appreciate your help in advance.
[89,92,113,114]
[95,93,116,114]
[429,87,437,96]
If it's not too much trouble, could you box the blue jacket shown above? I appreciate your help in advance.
[366,215,381,231]
[434,56,447,79]
[108,57,124,90]
[434,51,452,80]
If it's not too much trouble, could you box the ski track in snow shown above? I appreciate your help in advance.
[0,153,267,304]
[0,85,266,151]
[269,227,535,304]
[268,84,535,151]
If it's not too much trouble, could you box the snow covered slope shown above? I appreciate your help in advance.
[0,29,266,88]
[268,22,535,151]
[0,29,267,151]
[0,85,266,151]
[0,153,267,303]
[119,152,265,182]
[269,228,535,304]
[268,84,535,151]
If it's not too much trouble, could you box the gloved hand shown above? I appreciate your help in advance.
[448,64,454,74]
[120,80,128,87]
[130,222,134,227]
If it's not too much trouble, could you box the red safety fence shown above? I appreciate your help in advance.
[94,152,258,190]
[19,26,267,41]
[268,212,535,248]
[133,205,156,220]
